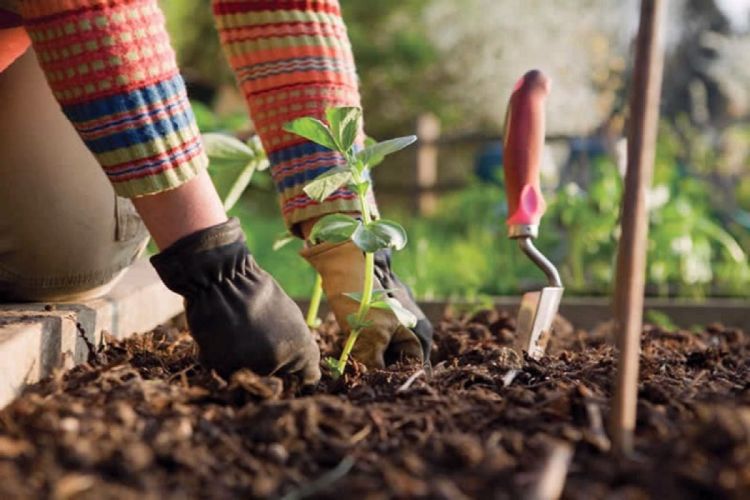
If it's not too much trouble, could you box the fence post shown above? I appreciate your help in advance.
[416,113,441,216]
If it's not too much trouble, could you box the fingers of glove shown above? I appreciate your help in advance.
[384,325,423,366]
[288,337,322,385]
[300,361,322,386]
[350,326,389,369]
[412,318,434,361]
[372,250,434,355]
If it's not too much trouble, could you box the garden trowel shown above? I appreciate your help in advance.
[503,70,563,361]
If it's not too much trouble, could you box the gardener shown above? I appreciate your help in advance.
[0,0,432,384]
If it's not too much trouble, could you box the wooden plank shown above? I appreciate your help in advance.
[0,259,183,409]
[296,297,750,332]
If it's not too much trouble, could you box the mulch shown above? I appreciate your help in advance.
[0,307,748,499]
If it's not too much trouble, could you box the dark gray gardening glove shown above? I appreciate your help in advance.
[374,248,434,364]
[150,218,321,383]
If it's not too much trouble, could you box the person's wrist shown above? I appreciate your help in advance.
[150,218,246,297]
[132,170,228,250]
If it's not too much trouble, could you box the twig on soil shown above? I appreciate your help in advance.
[585,401,612,452]
[397,369,426,392]
[525,440,574,500]
[579,385,611,452]
[281,456,356,500]
[348,425,372,445]
[168,364,199,386]
[502,369,520,387]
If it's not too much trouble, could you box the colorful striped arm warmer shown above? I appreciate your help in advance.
[213,0,378,229]
[19,0,208,198]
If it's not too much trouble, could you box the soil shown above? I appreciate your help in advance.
[0,308,748,499]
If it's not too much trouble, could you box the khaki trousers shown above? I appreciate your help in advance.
[0,49,149,302]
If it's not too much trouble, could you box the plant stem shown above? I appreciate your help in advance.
[334,172,376,377]
[306,273,323,328]
[356,252,376,321]
[335,250,375,376]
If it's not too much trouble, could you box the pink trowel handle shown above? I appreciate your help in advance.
[503,70,551,238]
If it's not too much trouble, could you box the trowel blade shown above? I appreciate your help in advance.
[515,286,564,360]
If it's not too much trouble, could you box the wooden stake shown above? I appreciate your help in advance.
[416,113,440,216]
[611,0,667,455]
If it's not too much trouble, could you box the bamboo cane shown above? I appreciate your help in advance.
[611,0,667,455]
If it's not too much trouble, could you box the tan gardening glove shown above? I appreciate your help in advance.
[301,241,427,369]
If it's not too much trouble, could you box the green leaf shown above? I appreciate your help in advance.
[222,160,257,212]
[247,135,270,171]
[357,135,417,167]
[344,289,399,305]
[303,168,354,202]
[350,220,407,252]
[371,297,418,328]
[202,133,255,162]
[326,106,362,153]
[697,218,746,263]
[310,214,361,244]
[203,133,268,211]
[345,313,372,331]
[363,137,382,166]
[354,180,370,196]
[368,219,408,251]
[344,292,363,303]
[283,117,339,151]
[351,224,386,253]
[272,232,297,251]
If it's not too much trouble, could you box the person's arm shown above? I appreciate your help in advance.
[18,0,226,249]
[20,1,206,199]
[212,0,432,368]
[19,0,320,382]
[212,0,377,234]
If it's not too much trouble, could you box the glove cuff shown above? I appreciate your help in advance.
[150,217,250,296]
[300,240,366,289]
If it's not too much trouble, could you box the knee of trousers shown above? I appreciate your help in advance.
[0,195,150,302]
[0,49,150,302]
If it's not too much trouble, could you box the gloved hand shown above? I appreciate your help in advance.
[151,218,321,384]
[301,240,433,369]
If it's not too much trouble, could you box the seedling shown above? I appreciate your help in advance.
[202,133,269,212]
[306,273,324,328]
[284,107,418,377]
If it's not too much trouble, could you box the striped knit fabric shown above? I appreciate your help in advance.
[213,0,378,229]
[19,0,208,198]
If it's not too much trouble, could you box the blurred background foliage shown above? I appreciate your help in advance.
[160,0,750,299]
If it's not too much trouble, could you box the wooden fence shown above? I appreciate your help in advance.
[410,113,577,216]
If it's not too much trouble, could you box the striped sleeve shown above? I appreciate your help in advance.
[213,0,378,228]
[19,0,208,198]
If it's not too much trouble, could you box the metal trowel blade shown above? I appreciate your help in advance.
[515,286,564,360]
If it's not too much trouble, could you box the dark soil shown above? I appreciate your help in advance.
[0,308,748,499]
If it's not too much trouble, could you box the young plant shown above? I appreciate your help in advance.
[284,107,418,377]
[202,133,269,212]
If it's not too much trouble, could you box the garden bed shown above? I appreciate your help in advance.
[0,308,748,499]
